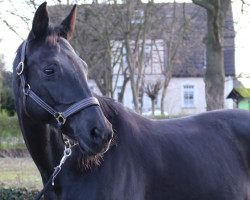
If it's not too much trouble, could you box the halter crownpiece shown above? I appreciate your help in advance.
[17,39,100,125]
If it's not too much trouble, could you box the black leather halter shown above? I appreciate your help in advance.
[16,39,100,127]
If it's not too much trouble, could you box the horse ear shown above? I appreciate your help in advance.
[30,2,49,39]
[60,5,77,40]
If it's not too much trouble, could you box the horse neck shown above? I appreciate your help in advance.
[19,111,64,175]
[102,99,149,149]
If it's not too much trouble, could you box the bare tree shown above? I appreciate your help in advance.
[112,0,154,112]
[158,2,203,115]
[145,80,162,116]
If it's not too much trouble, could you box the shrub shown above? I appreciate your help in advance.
[0,184,43,200]
[0,112,21,138]
[0,112,23,149]
[0,88,15,116]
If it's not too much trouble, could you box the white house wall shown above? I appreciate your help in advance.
[88,76,234,116]
[163,77,206,116]
[224,76,234,109]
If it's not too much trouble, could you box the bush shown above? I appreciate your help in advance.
[0,111,21,138]
[0,111,23,149]
[0,184,43,200]
[0,88,15,116]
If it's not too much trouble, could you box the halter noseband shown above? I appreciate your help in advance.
[16,39,100,125]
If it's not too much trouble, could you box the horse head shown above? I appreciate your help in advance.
[13,2,113,156]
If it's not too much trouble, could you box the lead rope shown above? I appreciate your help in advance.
[34,139,73,200]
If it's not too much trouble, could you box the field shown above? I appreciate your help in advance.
[0,157,42,189]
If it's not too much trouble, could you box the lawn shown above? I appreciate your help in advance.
[0,157,42,189]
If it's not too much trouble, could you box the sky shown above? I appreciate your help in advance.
[0,0,250,85]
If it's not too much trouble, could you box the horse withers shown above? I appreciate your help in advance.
[13,2,250,200]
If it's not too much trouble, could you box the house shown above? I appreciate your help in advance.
[50,2,235,116]
[227,88,250,110]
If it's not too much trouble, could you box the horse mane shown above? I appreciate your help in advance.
[95,94,120,122]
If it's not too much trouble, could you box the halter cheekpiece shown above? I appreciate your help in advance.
[16,39,100,126]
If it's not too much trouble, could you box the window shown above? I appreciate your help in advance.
[131,10,144,24]
[182,84,196,107]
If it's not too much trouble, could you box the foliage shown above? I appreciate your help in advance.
[2,70,12,88]
[0,62,15,116]
[0,53,4,89]
[145,80,162,101]
[0,111,23,149]
[0,111,20,138]
[0,47,5,73]
[0,184,42,200]
[0,88,15,116]
[145,80,162,116]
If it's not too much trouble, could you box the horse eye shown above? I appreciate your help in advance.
[43,68,55,75]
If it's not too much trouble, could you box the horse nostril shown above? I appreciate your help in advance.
[90,127,112,144]
[91,127,103,139]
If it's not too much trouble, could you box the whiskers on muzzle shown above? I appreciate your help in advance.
[63,126,116,170]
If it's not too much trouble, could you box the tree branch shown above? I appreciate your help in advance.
[192,0,215,14]
[1,19,24,40]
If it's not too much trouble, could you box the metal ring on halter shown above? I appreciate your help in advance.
[64,139,71,149]
[23,84,31,96]
[56,112,67,125]
[16,62,24,76]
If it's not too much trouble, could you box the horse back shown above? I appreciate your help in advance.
[139,109,250,200]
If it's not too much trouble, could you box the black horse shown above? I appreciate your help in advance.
[13,2,250,200]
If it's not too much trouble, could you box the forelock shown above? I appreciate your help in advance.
[45,26,61,48]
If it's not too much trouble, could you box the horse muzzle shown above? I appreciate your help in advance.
[65,108,113,155]
[77,126,113,155]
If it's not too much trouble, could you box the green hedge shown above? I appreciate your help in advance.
[0,88,15,116]
[0,111,23,149]
[0,184,43,200]
[0,111,21,137]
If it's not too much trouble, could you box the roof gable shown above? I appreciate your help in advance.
[227,88,250,99]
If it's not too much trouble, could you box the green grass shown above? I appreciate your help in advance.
[0,158,42,189]
[0,143,26,149]
[0,111,25,149]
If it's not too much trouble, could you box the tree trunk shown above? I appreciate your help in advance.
[161,71,171,114]
[160,1,176,115]
[205,33,225,110]
[118,74,130,103]
[124,34,139,112]
[152,99,155,116]
[193,0,231,110]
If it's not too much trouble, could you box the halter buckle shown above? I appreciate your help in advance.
[16,62,24,76]
[56,112,66,125]
[23,84,31,96]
